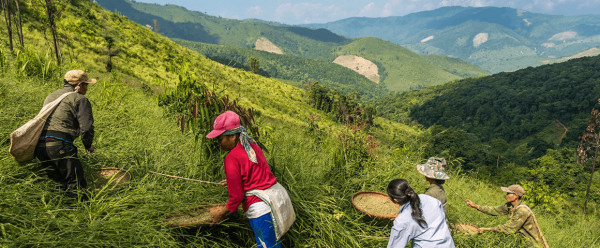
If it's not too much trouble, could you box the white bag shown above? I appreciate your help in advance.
[246,183,296,240]
[9,92,75,163]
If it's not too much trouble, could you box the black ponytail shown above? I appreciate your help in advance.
[387,179,427,228]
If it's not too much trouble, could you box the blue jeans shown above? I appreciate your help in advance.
[248,213,281,248]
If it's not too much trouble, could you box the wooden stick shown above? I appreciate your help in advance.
[149,171,222,185]
[356,235,388,240]
[448,186,467,202]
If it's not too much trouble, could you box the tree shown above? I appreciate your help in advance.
[249,57,259,74]
[577,98,600,215]
[40,0,72,63]
[1,0,14,51]
[14,0,23,49]
[153,19,158,33]
[103,33,120,72]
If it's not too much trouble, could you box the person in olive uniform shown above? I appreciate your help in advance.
[35,70,96,199]
[466,185,548,248]
[417,157,449,212]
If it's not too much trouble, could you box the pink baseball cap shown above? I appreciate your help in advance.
[206,111,241,138]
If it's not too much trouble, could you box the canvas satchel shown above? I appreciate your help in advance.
[245,183,296,240]
[9,92,75,163]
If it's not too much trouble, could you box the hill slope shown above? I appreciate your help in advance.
[172,38,388,99]
[95,0,488,92]
[0,1,598,247]
[304,6,600,74]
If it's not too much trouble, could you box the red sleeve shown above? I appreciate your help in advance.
[224,155,244,212]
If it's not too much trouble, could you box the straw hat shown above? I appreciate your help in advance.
[64,70,97,85]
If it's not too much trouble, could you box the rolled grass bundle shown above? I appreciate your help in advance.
[165,204,228,227]
[93,167,131,190]
[451,223,480,235]
[352,191,400,219]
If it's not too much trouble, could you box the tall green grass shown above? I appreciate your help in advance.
[0,1,598,247]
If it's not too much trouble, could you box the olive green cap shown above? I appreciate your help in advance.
[501,185,525,197]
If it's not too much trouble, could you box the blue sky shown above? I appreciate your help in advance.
[135,0,600,24]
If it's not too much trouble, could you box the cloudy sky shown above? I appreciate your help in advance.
[135,0,600,24]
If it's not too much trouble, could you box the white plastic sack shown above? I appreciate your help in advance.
[9,92,75,163]
[246,183,296,240]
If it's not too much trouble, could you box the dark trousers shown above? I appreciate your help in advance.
[34,142,87,197]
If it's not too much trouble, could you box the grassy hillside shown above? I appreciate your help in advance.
[95,0,488,93]
[172,38,388,99]
[0,1,598,247]
[304,6,600,74]
[336,38,489,91]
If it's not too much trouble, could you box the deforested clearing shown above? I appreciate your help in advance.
[255,37,283,54]
[333,55,380,83]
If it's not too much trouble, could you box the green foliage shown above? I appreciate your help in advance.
[248,57,258,74]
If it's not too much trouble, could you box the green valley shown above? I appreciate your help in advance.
[95,0,489,93]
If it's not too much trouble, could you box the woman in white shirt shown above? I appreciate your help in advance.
[387,179,455,248]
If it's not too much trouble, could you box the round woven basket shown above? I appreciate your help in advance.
[352,191,401,219]
[165,204,228,227]
[93,167,131,189]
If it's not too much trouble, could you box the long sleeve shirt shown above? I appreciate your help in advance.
[42,84,94,149]
[387,194,455,248]
[224,142,277,212]
[424,183,446,212]
[478,201,543,247]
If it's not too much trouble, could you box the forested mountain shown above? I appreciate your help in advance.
[374,54,600,144]
[172,39,387,99]
[303,6,600,74]
[95,0,488,92]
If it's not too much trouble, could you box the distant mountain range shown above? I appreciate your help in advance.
[302,6,600,73]
[95,0,488,93]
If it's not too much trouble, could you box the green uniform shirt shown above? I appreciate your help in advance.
[478,201,543,248]
[424,183,447,212]
[42,84,94,149]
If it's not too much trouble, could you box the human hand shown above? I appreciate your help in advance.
[465,199,478,209]
[87,145,95,153]
[218,179,227,187]
[210,206,232,226]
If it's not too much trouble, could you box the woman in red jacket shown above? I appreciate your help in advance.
[208,111,281,248]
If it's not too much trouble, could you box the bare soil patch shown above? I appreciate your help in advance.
[473,33,489,47]
[255,37,283,54]
[549,31,577,41]
[333,55,380,83]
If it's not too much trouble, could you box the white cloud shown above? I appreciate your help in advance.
[533,0,555,10]
[246,6,265,17]
[359,2,380,16]
[438,0,488,7]
[275,3,348,24]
